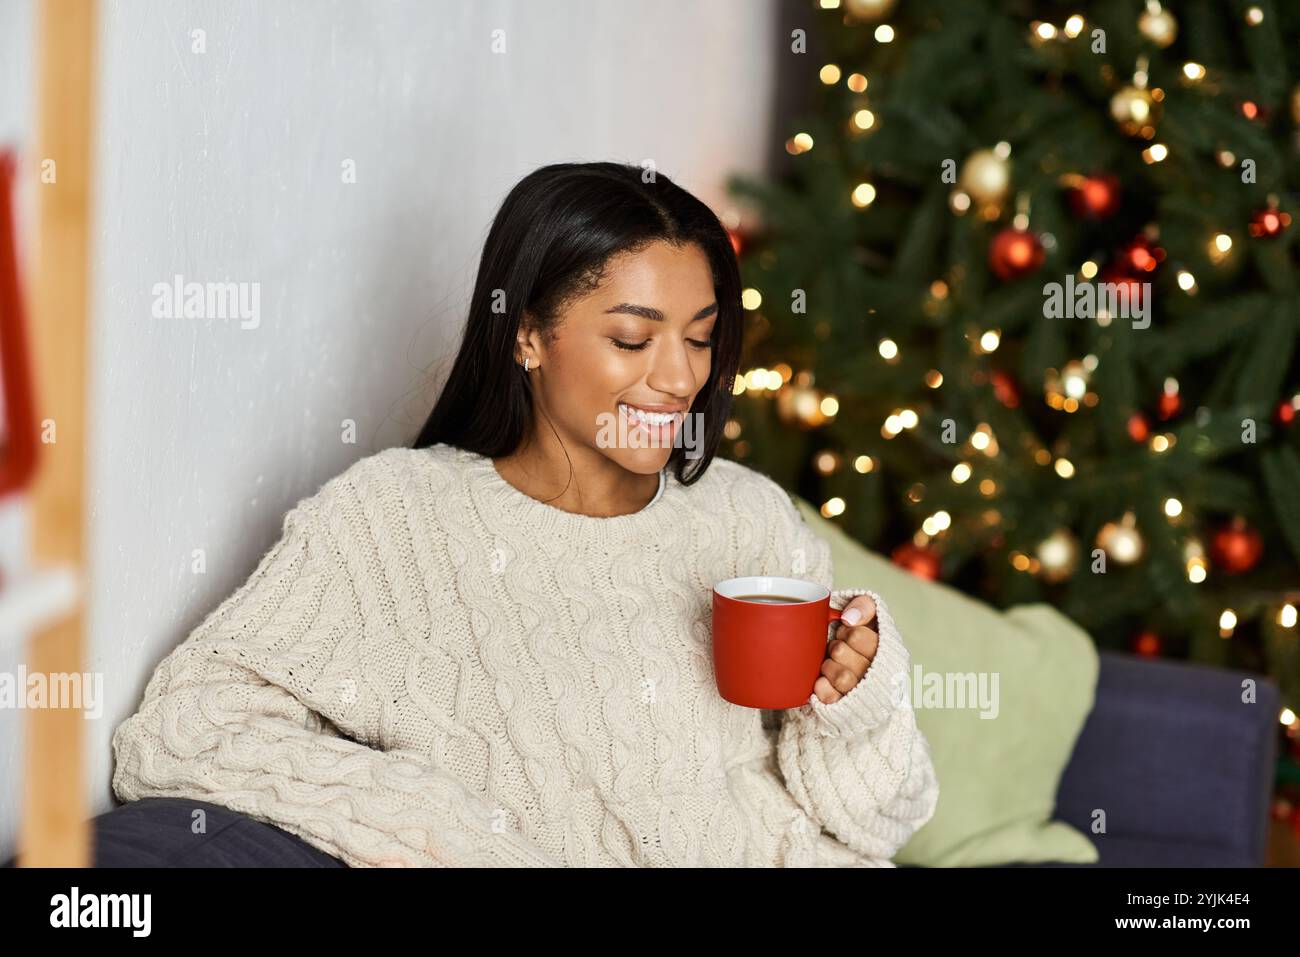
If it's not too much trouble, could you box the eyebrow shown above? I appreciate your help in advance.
[603,302,718,323]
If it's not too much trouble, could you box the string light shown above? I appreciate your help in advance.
[1182,62,1206,81]
[852,182,877,207]
[821,497,846,518]
[1279,604,1297,628]
[874,24,895,43]
[1063,15,1084,37]
[853,455,875,473]
[1209,233,1232,264]
[951,463,972,483]
[819,64,841,85]
[1142,143,1168,163]
[1163,497,1183,517]
[878,338,899,360]
[741,288,762,310]
[1219,609,1237,637]
[1245,6,1263,26]
[846,73,868,93]
[921,511,951,535]
[853,109,876,130]
[785,133,814,155]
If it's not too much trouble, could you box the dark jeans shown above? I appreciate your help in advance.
[4,798,347,867]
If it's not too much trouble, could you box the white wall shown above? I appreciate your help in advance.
[0,0,778,857]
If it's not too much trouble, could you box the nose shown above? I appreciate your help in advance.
[645,338,701,399]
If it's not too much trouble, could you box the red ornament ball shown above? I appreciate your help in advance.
[1248,207,1292,238]
[1100,266,1150,312]
[726,227,745,257]
[1119,235,1166,274]
[988,228,1045,281]
[1126,412,1150,443]
[1209,518,1264,575]
[1067,173,1121,219]
[991,369,1020,408]
[1276,397,1297,427]
[1156,391,1182,421]
[1132,630,1162,658]
[891,542,942,581]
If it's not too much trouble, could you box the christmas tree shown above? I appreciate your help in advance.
[724,0,1299,791]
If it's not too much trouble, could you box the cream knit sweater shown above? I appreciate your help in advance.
[111,443,939,867]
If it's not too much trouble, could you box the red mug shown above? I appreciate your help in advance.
[712,576,841,709]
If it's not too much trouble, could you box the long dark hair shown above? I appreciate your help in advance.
[411,161,742,485]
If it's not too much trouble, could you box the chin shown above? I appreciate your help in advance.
[605,446,673,475]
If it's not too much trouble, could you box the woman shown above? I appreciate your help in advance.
[110,161,939,867]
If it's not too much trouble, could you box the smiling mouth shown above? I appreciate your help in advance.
[618,402,686,432]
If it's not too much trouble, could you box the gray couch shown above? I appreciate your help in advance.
[1009,650,1280,867]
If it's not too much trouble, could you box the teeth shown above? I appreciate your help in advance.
[620,403,682,427]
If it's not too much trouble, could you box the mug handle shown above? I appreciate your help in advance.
[827,606,842,623]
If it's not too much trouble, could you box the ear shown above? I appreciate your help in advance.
[516,311,545,366]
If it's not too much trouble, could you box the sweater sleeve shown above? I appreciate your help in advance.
[110,497,561,868]
[763,494,940,865]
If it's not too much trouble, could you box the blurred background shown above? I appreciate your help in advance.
[0,0,1296,867]
[721,0,1300,862]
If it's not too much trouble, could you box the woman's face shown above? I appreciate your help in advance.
[520,239,718,475]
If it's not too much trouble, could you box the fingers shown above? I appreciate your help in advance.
[833,623,878,663]
[821,652,864,694]
[813,674,843,705]
[812,596,881,705]
[838,594,877,628]
[814,624,879,705]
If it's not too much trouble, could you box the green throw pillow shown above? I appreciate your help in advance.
[794,497,1100,867]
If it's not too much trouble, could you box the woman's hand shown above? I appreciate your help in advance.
[813,595,879,705]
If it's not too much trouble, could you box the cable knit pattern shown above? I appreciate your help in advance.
[110,442,939,867]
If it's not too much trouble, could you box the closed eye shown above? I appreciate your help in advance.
[610,338,713,352]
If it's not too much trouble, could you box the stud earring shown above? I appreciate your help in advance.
[523,357,531,372]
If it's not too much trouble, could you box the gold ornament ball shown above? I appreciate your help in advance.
[1137,7,1178,48]
[1096,513,1145,565]
[1036,528,1080,583]
[958,149,1011,206]
[845,0,898,21]
[1109,85,1158,136]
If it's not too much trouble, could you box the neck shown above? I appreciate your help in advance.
[492,429,661,518]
